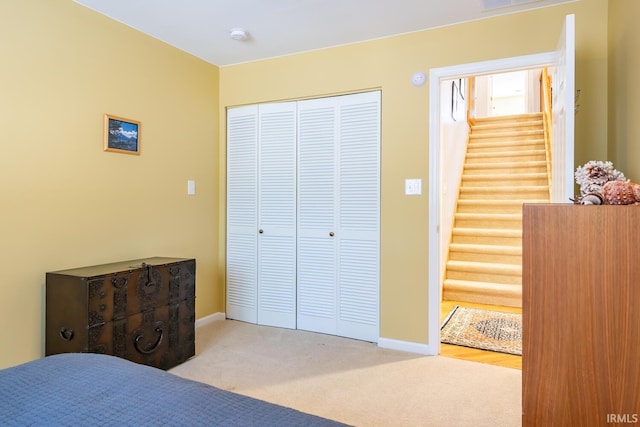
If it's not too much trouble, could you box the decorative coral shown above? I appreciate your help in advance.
[573,160,628,204]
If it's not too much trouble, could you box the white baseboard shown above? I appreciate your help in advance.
[378,337,438,356]
[195,312,226,329]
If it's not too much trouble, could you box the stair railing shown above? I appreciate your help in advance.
[467,76,476,127]
[541,68,553,199]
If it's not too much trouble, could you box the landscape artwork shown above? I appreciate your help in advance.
[104,114,141,154]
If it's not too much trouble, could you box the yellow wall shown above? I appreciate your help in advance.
[219,0,609,345]
[0,0,618,370]
[0,0,219,368]
[608,0,640,181]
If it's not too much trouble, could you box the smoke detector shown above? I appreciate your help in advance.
[229,28,249,41]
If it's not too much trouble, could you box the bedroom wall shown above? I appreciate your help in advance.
[0,0,616,369]
[218,0,609,347]
[0,0,220,368]
[608,0,640,182]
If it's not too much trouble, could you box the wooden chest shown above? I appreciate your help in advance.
[46,257,196,370]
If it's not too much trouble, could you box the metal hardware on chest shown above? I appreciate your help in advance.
[59,327,74,341]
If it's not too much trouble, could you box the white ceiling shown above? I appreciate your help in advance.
[73,0,575,67]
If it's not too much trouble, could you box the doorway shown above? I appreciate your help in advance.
[427,13,575,359]
[427,53,557,357]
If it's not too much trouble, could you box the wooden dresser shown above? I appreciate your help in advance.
[46,257,196,370]
[522,205,640,426]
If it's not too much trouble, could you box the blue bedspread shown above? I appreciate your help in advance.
[0,353,348,426]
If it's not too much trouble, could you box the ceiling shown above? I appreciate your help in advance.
[73,0,575,67]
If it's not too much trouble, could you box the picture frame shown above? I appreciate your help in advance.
[104,114,141,155]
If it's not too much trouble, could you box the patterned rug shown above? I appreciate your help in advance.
[440,306,522,356]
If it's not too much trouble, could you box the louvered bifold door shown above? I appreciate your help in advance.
[296,97,338,335]
[257,102,297,329]
[226,105,258,323]
[297,91,380,342]
[336,91,380,342]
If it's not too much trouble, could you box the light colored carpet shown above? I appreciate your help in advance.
[169,318,521,427]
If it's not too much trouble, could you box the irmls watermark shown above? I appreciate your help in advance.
[607,413,639,424]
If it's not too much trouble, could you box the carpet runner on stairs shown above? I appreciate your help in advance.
[443,113,551,308]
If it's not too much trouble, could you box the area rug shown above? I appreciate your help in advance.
[440,306,522,356]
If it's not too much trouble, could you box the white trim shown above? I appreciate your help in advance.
[428,52,555,356]
[378,337,435,355]
[195,312,226,329]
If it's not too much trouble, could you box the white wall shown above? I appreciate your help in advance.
[440,78,469,280]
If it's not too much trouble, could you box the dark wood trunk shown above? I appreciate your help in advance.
[46,257,196,370]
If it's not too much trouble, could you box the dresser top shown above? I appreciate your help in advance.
[47,257,194,278]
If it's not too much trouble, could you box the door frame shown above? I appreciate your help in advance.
[426,52,556,355]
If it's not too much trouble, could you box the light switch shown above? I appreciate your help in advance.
[405,179,422,195]
[187,180,196,195]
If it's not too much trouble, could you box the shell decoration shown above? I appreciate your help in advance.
[579,193,603,205]
[574,160,627,198]
[602,180,640,205]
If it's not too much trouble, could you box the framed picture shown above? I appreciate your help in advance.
[104,114,141,155]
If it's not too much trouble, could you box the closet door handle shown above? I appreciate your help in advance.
[329,231,335,237]
[259,229,264,234]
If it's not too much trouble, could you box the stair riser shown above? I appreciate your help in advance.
[463,164,547,174]
[476,112,542,119]
[456,204,524,214]
[470,133,544,143]
[447,260,521,274]
[452,235,522,246]
[448,251,522,265]
[446,270,521,284]
[443,284,522,308]
[442,291,521,307]
[462,177,548,187]
[467,143,546,153]
[467,149,546,157]
[472,124,543,133]
[458,192,549,200]
[465,154,547,164]
[454,218,521,229]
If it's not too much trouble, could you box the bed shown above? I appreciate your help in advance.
[0,353,348,426]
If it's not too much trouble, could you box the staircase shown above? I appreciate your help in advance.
[443,112,551,308]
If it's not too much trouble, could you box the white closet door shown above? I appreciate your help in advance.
[297,97,338,335]
[336,91,380,342]
[297,91,380,342]
[257,102,297,328]
[226,105,258,323]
